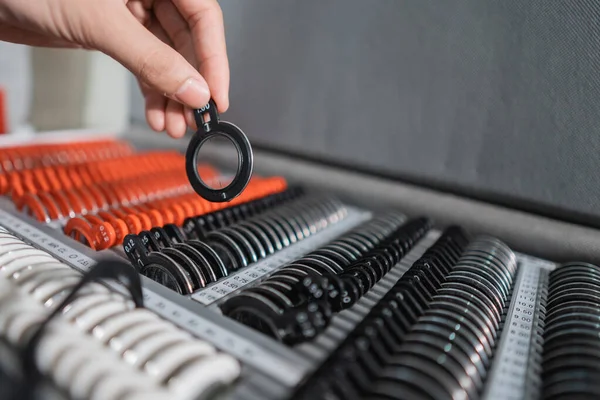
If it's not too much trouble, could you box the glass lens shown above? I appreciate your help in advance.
[196,133,239,190]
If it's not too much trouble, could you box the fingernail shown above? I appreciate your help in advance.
[173,78,210,109]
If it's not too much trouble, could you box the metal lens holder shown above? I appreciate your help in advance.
[186,100,253,203]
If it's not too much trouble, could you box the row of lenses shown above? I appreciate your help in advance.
[63,176,287,250]
[4,151,187,198]
[123,185,306,268]
[0,228,241,400]
[179,186,305,240]
[325,217,432,312]
[291,225,469,399]
[22,168,210,222]
[125,194,347,294]
[0,139,291,254]
[541,262,600,399]
[0,139,132,174]
[0,229,97,317]
[367,236,518,400]
[219,213,432,345]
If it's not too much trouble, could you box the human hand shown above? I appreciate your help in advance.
[0,0,229,138]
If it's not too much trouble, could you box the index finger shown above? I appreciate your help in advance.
[172,0,230,112]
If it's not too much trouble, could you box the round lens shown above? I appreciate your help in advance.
[142,264,182,293]
[196,133,239,190]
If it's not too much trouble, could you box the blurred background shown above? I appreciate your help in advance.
[1,0,599,225]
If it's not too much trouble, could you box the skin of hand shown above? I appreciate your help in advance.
[0,0,229,138]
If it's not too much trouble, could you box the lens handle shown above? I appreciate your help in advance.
[186,100,253,203]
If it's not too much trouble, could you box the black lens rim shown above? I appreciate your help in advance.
[186,119,253,203]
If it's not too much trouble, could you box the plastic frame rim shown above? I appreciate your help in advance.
[185,121,253,203]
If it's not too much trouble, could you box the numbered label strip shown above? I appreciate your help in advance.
[482,258,548,400]
[192,207,373,305]
[0,209,97,271]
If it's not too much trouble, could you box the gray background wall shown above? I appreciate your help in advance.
[94,1,600,225]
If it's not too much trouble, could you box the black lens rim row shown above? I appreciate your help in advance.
[324,217,434,311]
[219,212,408,339]
[289,225,471,399]
[180,185,305,240]
[133,194,348,295]
[220,214,440,345]
[541,262,600,399]
[361,236,518,400]
[199,195,347,273]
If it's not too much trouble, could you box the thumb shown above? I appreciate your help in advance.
[90,7,210,109]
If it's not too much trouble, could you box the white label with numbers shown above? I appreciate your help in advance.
[482,260,546,400]
[0,209,97,271]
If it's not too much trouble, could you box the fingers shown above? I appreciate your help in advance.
[154,0,198,136]
[144,90,167,132]
[141,18,171,136]
[126,1,152,27]
[165,98,188,138]
[172,0,230,112]
[90,3,211,110]
[140,14,189,138]
[154,0,197,68]
[184,107,196,129]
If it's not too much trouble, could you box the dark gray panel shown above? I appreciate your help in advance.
[212,0,600,220]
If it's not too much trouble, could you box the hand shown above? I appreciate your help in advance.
[0,0,229,138]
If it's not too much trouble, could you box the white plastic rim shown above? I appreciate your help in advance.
[53,342,92,389]
[0,294,42,330]
[119,390,172,400]
[144,342,216,383]
[12,264,74,287]
[92,308,161,344]
[69,352,128,400]
[61,292,120,321]
[73,301,129,332]
[36,320,100,373]
[1,253,58,276]
[0,244,35,257]
[108,322,171,355]
[0,247,40,269]
[122,331,190,369]
[0,277,14,303]
[5,310,46,346]
[88,369,162,400]
[33,276,81,305]
[0,239,30,247]
[168,354,241,400]
[37,334,82,375]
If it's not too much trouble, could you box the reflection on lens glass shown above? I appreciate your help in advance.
[197,133,239,190]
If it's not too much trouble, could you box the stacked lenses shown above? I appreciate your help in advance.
[541,262,600,399]
[0,138,290,252]
[219,213,432,345]
[0,228,240,400]
[124,188,348,295]
[292,232,519,399]
[62,174,287,250]
[291,226,469,398]
[366,236,517,399]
